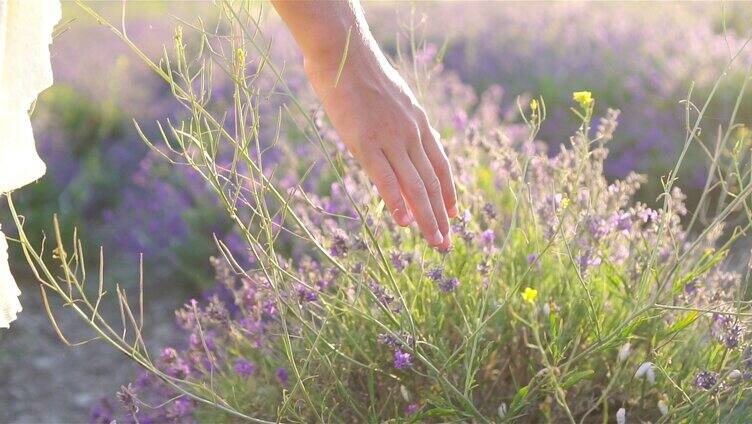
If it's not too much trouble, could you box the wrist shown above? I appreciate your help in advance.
[303,37,379,79]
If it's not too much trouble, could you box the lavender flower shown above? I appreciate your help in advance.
[296,285,318,302]
[480,229,495,248]
[426,266,444,281]
[234,359,256,378]
[330,230,349,257]
[693,370,719,390]
[377,332,415,350]
[438,277,460,293]
[405,403,420,415]
[391,252,410,273]
[711,314,745,349]
[116,384,139,414]
[369,281,402,313]
[482,202,497,220]
[276,367,289,385]
[160,347,179,364]
[90,398,115,424]
[394,349,413,370]
[166,398,194,420]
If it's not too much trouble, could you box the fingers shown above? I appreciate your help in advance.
[407,143,451,250]
[362,150,413,227]
[421,123,458,218]
[386,148,445,248]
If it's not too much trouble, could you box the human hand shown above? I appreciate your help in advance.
[305,44,458,250]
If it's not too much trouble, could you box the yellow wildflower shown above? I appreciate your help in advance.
[522,287,538,304]
[561,197,570,209]
[572,91,593,108]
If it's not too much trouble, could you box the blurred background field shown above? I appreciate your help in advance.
[0,1,750,422]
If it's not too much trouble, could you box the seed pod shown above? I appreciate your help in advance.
[497,402,508,419]
[658,399,669,416]
[618,342,631,362]
[400,385,410,402]
[616,407,626,424]
[634,362,655,385]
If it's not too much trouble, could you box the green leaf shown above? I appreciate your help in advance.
[620,315,650,337]
[667,310,699,334]
[561,370,595,388]
[510,385,529,411]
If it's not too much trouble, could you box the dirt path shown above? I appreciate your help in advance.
[0,281,188,424]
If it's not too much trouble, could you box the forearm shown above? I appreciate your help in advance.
[270,0,384,73]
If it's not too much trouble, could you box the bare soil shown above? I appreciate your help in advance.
[0,280,188,424]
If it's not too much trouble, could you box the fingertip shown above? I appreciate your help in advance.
[428,229,444,247]
[448,204,459,219]
[438,233,452,251]
[393,207,414,227]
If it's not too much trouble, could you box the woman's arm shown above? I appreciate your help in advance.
[271,0,457,250]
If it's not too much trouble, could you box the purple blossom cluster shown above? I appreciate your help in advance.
[711,314,745,350]
[91,255,307,422]
[693,371,720,391]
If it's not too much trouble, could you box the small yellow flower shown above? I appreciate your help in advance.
[522,287,538,304]
[572,91,593,109]
[560,197,570,209]
[530,99,539,111]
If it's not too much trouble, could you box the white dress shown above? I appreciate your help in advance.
[0,0,60,328]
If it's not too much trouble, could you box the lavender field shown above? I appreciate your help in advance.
[1,1,752,423]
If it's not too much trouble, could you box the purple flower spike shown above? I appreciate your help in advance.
[426,266,444,282]
[438,277,460,293]
[405,403,420,415]
[234,359,256,378]
[166,397,194,420]
[394,349,413,370]
[91,398,115,424]
[480,229,495,247]
[276,367,289,385]
[693,371,719,391]
[160,347,178,364]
